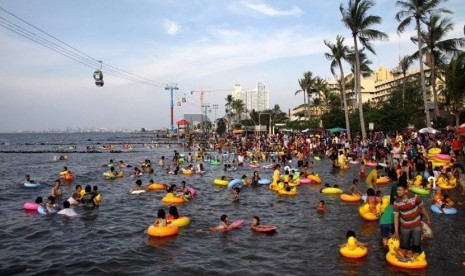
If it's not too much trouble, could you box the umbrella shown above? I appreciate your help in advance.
[418,127,438,134]
[327,127,346,133]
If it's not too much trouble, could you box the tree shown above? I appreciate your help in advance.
[225,94,234,125]
[340,0,388,139]
[422,14,464,117]
[324,35,352,140]
[396,0,449,126]
[443,52,465,126]
[297,72,315,119]
[392,55,414,110]
[231,99,246,121]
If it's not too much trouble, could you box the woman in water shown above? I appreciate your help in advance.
[50,179,63,198]
[153,209,167,227]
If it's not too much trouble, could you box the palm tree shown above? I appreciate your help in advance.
[297,71,315,119]
[395,56,414,110]
[422,14,464,117]
[231,99,246,121]
[324,35,352,140]
[340,0,388,139]
[396,0,450,126]
[443,52,465,126]
[225,94,234,129]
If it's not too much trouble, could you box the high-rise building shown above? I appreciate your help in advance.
[231,83,269,112]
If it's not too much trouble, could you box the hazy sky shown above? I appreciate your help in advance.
[0,0,464,132]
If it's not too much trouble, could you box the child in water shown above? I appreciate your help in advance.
[317,200,326,212]
[153,209,167,227]
[341,230,366,249]
[251,216,262,231]
[216,214,229,230]
[233,187,240,201]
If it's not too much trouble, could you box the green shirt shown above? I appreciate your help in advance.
[379,205,394,225]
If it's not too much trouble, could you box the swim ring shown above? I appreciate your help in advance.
[228,179,243,189]
[321,187,343,194]
[213,179,228,186]
[23,202,40,210]
[147,183,167,191]
[162,193,185,204]
[376,176,390,185]
[386,238,427,269]
[278,188,297,196]
[299,178,311,185]
[307,175,322,184]
[410,187,430,196]
[340,239,367,259]
[147,225,179,237]
[167,216,191,227]
[24,182,40,188]
[340,194,361,202]
[258,178,271,185]
[430,204,457,215]
[37,206,57,215]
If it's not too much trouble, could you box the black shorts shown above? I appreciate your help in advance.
[297,160,303,168]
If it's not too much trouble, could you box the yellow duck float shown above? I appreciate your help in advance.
[386,238,427,269]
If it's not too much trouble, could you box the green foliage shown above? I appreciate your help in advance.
[286,119,320,130]
[321,107,345,128]
[432,116,450,129]
[216,120,226,135]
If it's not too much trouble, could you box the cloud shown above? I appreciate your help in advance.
[163,19,180,36]
[240,1,302,16]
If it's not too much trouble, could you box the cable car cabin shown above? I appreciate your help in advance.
[95,79,104,87]
[93,70,104,87]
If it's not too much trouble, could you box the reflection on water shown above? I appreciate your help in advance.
[0,133,464,275]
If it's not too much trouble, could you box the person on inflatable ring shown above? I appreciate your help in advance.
[340,230,366,250]
[153,209,167,227]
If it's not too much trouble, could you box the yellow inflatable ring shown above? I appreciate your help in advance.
[340,194,361,202]
[182,169,194,175]
[376,176,390,185]
[147,183,167,191]
[278,188,297,196]
[162,193,185,204]
[321,187,343,194]
[307,175,322,184]
[95,194,102,204]
[386,238,427,269]
[358,204,379,221]
[340,245,367,259]
[213,179,228,186]
[147,225,179,237]
[167,216,190,227]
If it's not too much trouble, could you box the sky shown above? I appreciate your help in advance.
[0,0,464,132]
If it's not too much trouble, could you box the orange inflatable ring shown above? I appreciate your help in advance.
[147,225,178,237]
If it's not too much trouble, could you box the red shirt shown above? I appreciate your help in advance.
[393,194,423,228]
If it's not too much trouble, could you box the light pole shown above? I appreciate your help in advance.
[165,83,179,133]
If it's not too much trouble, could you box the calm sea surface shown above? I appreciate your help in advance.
[0,132,464,275]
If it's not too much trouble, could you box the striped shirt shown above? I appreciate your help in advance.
[393,194,423,228]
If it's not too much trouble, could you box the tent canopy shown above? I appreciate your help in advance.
[326,127,346,133]
[176,119,190,126]
[418,127,438,134]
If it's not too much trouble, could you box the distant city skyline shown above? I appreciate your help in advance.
[0,0,464,132]
[232,83,269,112]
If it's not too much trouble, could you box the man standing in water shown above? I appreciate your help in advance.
[392,180,431,259]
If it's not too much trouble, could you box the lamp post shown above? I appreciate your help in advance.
[165,83,179,133]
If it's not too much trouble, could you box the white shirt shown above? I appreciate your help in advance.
[58,208,78,217]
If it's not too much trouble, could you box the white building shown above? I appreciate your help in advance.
[232,83,269,112]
